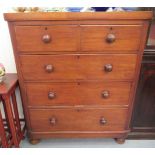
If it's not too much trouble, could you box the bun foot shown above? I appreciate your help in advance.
[114,138,125,144]
[29,139,40,145]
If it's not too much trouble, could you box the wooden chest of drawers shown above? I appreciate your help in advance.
[4,12,152,144]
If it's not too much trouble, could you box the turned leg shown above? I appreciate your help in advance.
[114,138,126,144]
[29,139,40,145]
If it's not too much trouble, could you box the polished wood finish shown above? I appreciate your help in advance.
[15,25,142,52]
[26,82,131,107]
[0,73,25,147]
[106,33,116,43]
[29,108,128,132]
[15,25,78,52]
[4,12,153,21]
[4,12,152,144]
[81,25,142,51]
[20,54,137,81]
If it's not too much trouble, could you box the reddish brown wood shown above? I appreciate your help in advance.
[45,64,54,73]
[101,90,110,99]
[42,34,51,43]
[0,104,9,148]
[29,108,128,132]
[0,73,17,94]
[14,24,143,53]
[2,96,19,147]
[8,22,32,136]
[11,20,144,26]
[19,54,137,81]
[0,73,25,147]
[106,33,116,43]
[4,12,153,21]
[28,129,129,139]
[26,82,131,107]
[104,64,113,72]
[11,92,23,138]
[48,92,56,100]
[15,25,78,52]
[81,25,142,51]
[4,12,152,144]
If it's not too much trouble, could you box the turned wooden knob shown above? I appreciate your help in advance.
[49,117,57,125]
[106,34,116,43]
[100,117,107,125]
[48,92,56,99]
[104,64,113,72]
[45,64,53,73]
[42,34,51,43]
[101,90,110,99]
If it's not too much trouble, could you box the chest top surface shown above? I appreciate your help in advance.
[4,11,153,21]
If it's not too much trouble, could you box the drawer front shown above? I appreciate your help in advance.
[81,25,142,51]
[20,54,137,80]
[26,82,131,106]
[15,25,78,52]
[29,108,128,132]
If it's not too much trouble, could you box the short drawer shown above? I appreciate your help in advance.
[29,108,128,132]
[26,82,131,106]
[81,25,142,51]
[20,54,137,81]
[15,25,78,52]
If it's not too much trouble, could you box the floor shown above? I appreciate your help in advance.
[20,138,155,148]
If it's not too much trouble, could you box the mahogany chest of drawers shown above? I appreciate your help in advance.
[4,12,152,144]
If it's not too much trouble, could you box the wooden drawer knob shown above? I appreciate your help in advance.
[101,90,110,99]
[42,34,51,43]
[45,64,54,73]
[49,117,57,126]
[106,34,116,43]
[100,117,107,125]
[104,64,113,72]
[48,92,56,99]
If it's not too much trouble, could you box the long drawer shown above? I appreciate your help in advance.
[29,108,128,132]
[20,54,137,81]
[26,82,131,106]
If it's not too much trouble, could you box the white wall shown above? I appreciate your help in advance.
[0,7,24,117]
[0,7,17,73]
